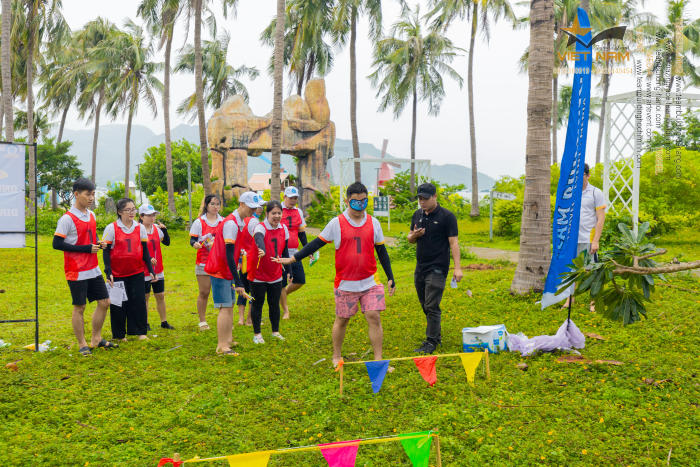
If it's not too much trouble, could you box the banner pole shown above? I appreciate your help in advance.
[33,142,39,352]
[339,365,344,395]
[435,434,442,467]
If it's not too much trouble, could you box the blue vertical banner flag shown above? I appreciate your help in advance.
[541,8,592,309]
[0,143,26,248]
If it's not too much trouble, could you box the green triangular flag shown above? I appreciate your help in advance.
[399,431,432,467]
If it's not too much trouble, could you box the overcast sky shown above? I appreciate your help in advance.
[58,0,700,180]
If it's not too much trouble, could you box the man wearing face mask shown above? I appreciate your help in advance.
[408,183,462,354]
[274,182,395,367]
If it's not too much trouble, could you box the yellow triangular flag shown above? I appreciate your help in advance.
[226,451,272,467]
[459,352,483,386]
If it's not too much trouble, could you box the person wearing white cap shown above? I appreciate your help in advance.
[204,191,261,355]
[280,186,308,319]
[138,205,174,330]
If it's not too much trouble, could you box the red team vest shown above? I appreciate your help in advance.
[204,214,237,280]
[253,223,286,283]
[111,222,144,278]
[144,226,164,276]
[63,211,99,281]
[282,207,303,249]
[334,214,377,288]
[195,217,219,266]
[234,217,258,276]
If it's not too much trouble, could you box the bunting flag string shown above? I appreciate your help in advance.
[162,432,442,467]
[338,351,490,394]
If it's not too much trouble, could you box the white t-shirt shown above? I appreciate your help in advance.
[54,206,101,280]
[144,225,165,281]
[319,210,385,292]
[189,214,223,241]
[102,218,149,244]
[253,220,289,283]
[578,184,606,243]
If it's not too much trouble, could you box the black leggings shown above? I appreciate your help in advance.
[250,281,282,334]
[110,272,148,338]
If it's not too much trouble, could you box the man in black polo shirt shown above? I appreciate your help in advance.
[408,183,463,354]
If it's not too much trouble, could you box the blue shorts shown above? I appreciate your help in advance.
[211,276,236,308]
[282,260,306,287]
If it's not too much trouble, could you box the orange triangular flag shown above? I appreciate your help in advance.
[459,352,483,386]
[413,356,438,386]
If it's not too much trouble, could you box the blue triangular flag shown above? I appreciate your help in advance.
[364,360,390,393]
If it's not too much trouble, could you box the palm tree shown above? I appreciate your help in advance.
[70,18,119,183]
[38,30,76,144]
[429,0,516,216]
[138,0,182,214]
[270,0,285,201]
[22,0,66,205]
[369,4,463,193]
[333,0,382,182]
[14,107,51,139]
[174,32,258,118]
[261,0,335,96]
[510,0,553,295]
[2,0,13,141]
[99,21,163,198]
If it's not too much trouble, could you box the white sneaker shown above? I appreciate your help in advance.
[253,334,265,344]
[271,332,285,341]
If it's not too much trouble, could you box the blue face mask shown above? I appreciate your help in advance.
[349,198,368,211]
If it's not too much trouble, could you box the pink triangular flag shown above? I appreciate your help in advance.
[319,440,360,467]
[413,356,438,386]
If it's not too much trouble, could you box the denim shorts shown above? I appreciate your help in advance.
[211,276,236,308]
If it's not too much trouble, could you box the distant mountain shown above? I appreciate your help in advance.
[58,124,495,191]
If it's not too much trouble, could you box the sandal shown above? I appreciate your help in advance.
[216,349,239,356]
[78,346,92,356]
[96,339,119,350]
[199,321,210,331]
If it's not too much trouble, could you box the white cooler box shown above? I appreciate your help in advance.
[462,324,508,353]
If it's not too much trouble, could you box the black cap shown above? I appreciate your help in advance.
[417,183,436,199]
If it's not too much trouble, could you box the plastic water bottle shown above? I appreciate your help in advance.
[450,277,458,289]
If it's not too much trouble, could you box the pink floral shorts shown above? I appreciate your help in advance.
[333,284,386,318]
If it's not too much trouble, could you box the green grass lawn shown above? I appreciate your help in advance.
[1,232,699,465]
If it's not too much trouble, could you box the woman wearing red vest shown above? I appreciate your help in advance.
[204,192,261,355]
[189,194,222,331]
[275,183,395,367]
[53,178,117,356]
[235,204,263,326]
[138,205,174,331]
[102,198,157,341]
[251,201,292,344]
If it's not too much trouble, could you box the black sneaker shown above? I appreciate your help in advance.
[160,321,175,330]
[414,341,436,354]
[146,323,151,332]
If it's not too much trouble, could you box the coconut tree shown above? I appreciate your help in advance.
[429,0,516,216]
[369,4,463,193]
[2,0,13,141]
[510,0,554,295]
[138,0,182,213]
[21,0,66,205]
[332,0,382,183]
[261,0,335,96]
[270,0,285,201]
[175,31,258,118]
[38,29,76,144]
[99,20,163,198]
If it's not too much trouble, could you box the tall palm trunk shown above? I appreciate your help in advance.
[0,103,3,136]
[350,7,361,183]
[27,5,36,206]
[163,29,176,213]
[90,89,104,182]
[410,86,417,194]
[194,0,211,194]
[511,0,553,295]
[57,103,69,143]
[1,0,12,142]
[552,74,558,164]
[595,41,611,165]
[124,103,134,198]
[467,2,479,216]
[270,0,285,201]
